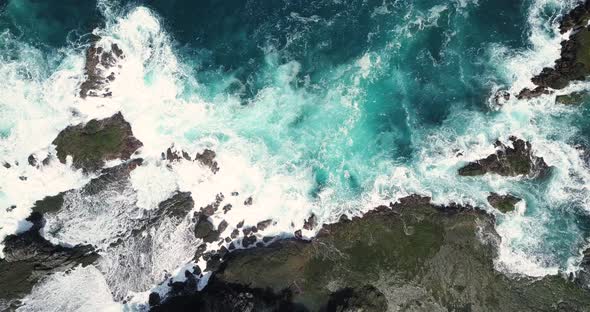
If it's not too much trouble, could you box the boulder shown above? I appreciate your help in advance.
[487,193,521,213]
[52,112,142,172]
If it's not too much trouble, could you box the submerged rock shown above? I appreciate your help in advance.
[153,195,590,311]
[556,91,590,105]
[79,38,124,98]
[458,137,549,178]
[52,112,143,172]
[487,193,521,213]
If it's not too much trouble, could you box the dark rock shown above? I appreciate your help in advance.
[195,149,219,174]
[516,86,552,100]
[242,236,257,248]
[218,246,229,259]
[458,137,549,178]
[231,191,239,196]
[559,1,590,34]
[182,151,191,161]
[522,12,590,94]
[303,214,317,230]
[27,155,37,167]
[222,204,232,214]
[52,112,143,172]
[6,205,16,212]
[80,40,124,98]
[0,210,98,305]
[256,219,272,231]
[163,195,590,311]
[2,162,10,168]
[165,147,182,162]
[575,247,590,290]
[244,197,253,206]
[487,193,522,213]
[493,89,511,105]
[294,230,302,239]
[194,244,207,260]
[149,292,161,306]
[325,285,388,312]
[231,229,239,239]
[242,227,254,236]
[193,265,202,276]
[218,220,228,234]
[194,215,217,243]
[236,220,244,228]
[18,176,27,181]
[206,254,222,272]
[151,279,303,312]
[228,242,236,251]
[225,237,231,243]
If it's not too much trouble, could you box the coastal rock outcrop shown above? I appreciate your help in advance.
[487,193,521,213]
[151,195,590,311]
[79,37,124,98]
[52,112,142,172]
[0,201,98,309]
[518,0,590,98]
[458,137,549,178]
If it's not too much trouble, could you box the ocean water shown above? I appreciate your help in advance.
[1,0,590,309]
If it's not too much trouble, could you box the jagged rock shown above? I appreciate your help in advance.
[522,9,590,95]
[244,197,253,206]
[236,221,244,228]
[231,191,239,196]
[218,220,228,234]
[230,230,239,239]
[27,155,37,167]
[256,219,272,231]
[194,215,218,243]
[79,38,124,98]
[149,292,161,307]
[52,112,143,172]
[559,1,590,34]
[458,137,549,178]
[153,195,590,311]
[303,214,317,230]
[0,208,98,306]
[2,162,10,168]
[242,236,257,248]
[576,248,590,290]
[487,193,521,213]
[516,86,552,100]
[222,204,232,214]
[195,149,219,174]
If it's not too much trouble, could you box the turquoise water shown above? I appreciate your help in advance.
[1,0,590,304]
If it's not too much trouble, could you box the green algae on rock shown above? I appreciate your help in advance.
[487,193,521,213]
[556,91,590,105]
[151,195,590,311]
[52,112,142,172]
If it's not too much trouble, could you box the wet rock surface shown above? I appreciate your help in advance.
[0,203,98,309]
[52,112,143,172]
[458,137,549,178]
[152,195,590,311]
[79,38,124,98]
[487,193,521,213]
[519,1,590,97]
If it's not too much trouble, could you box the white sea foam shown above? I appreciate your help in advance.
[17,265,121,312]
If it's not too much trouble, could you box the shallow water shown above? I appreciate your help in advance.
[1,0,590,308]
